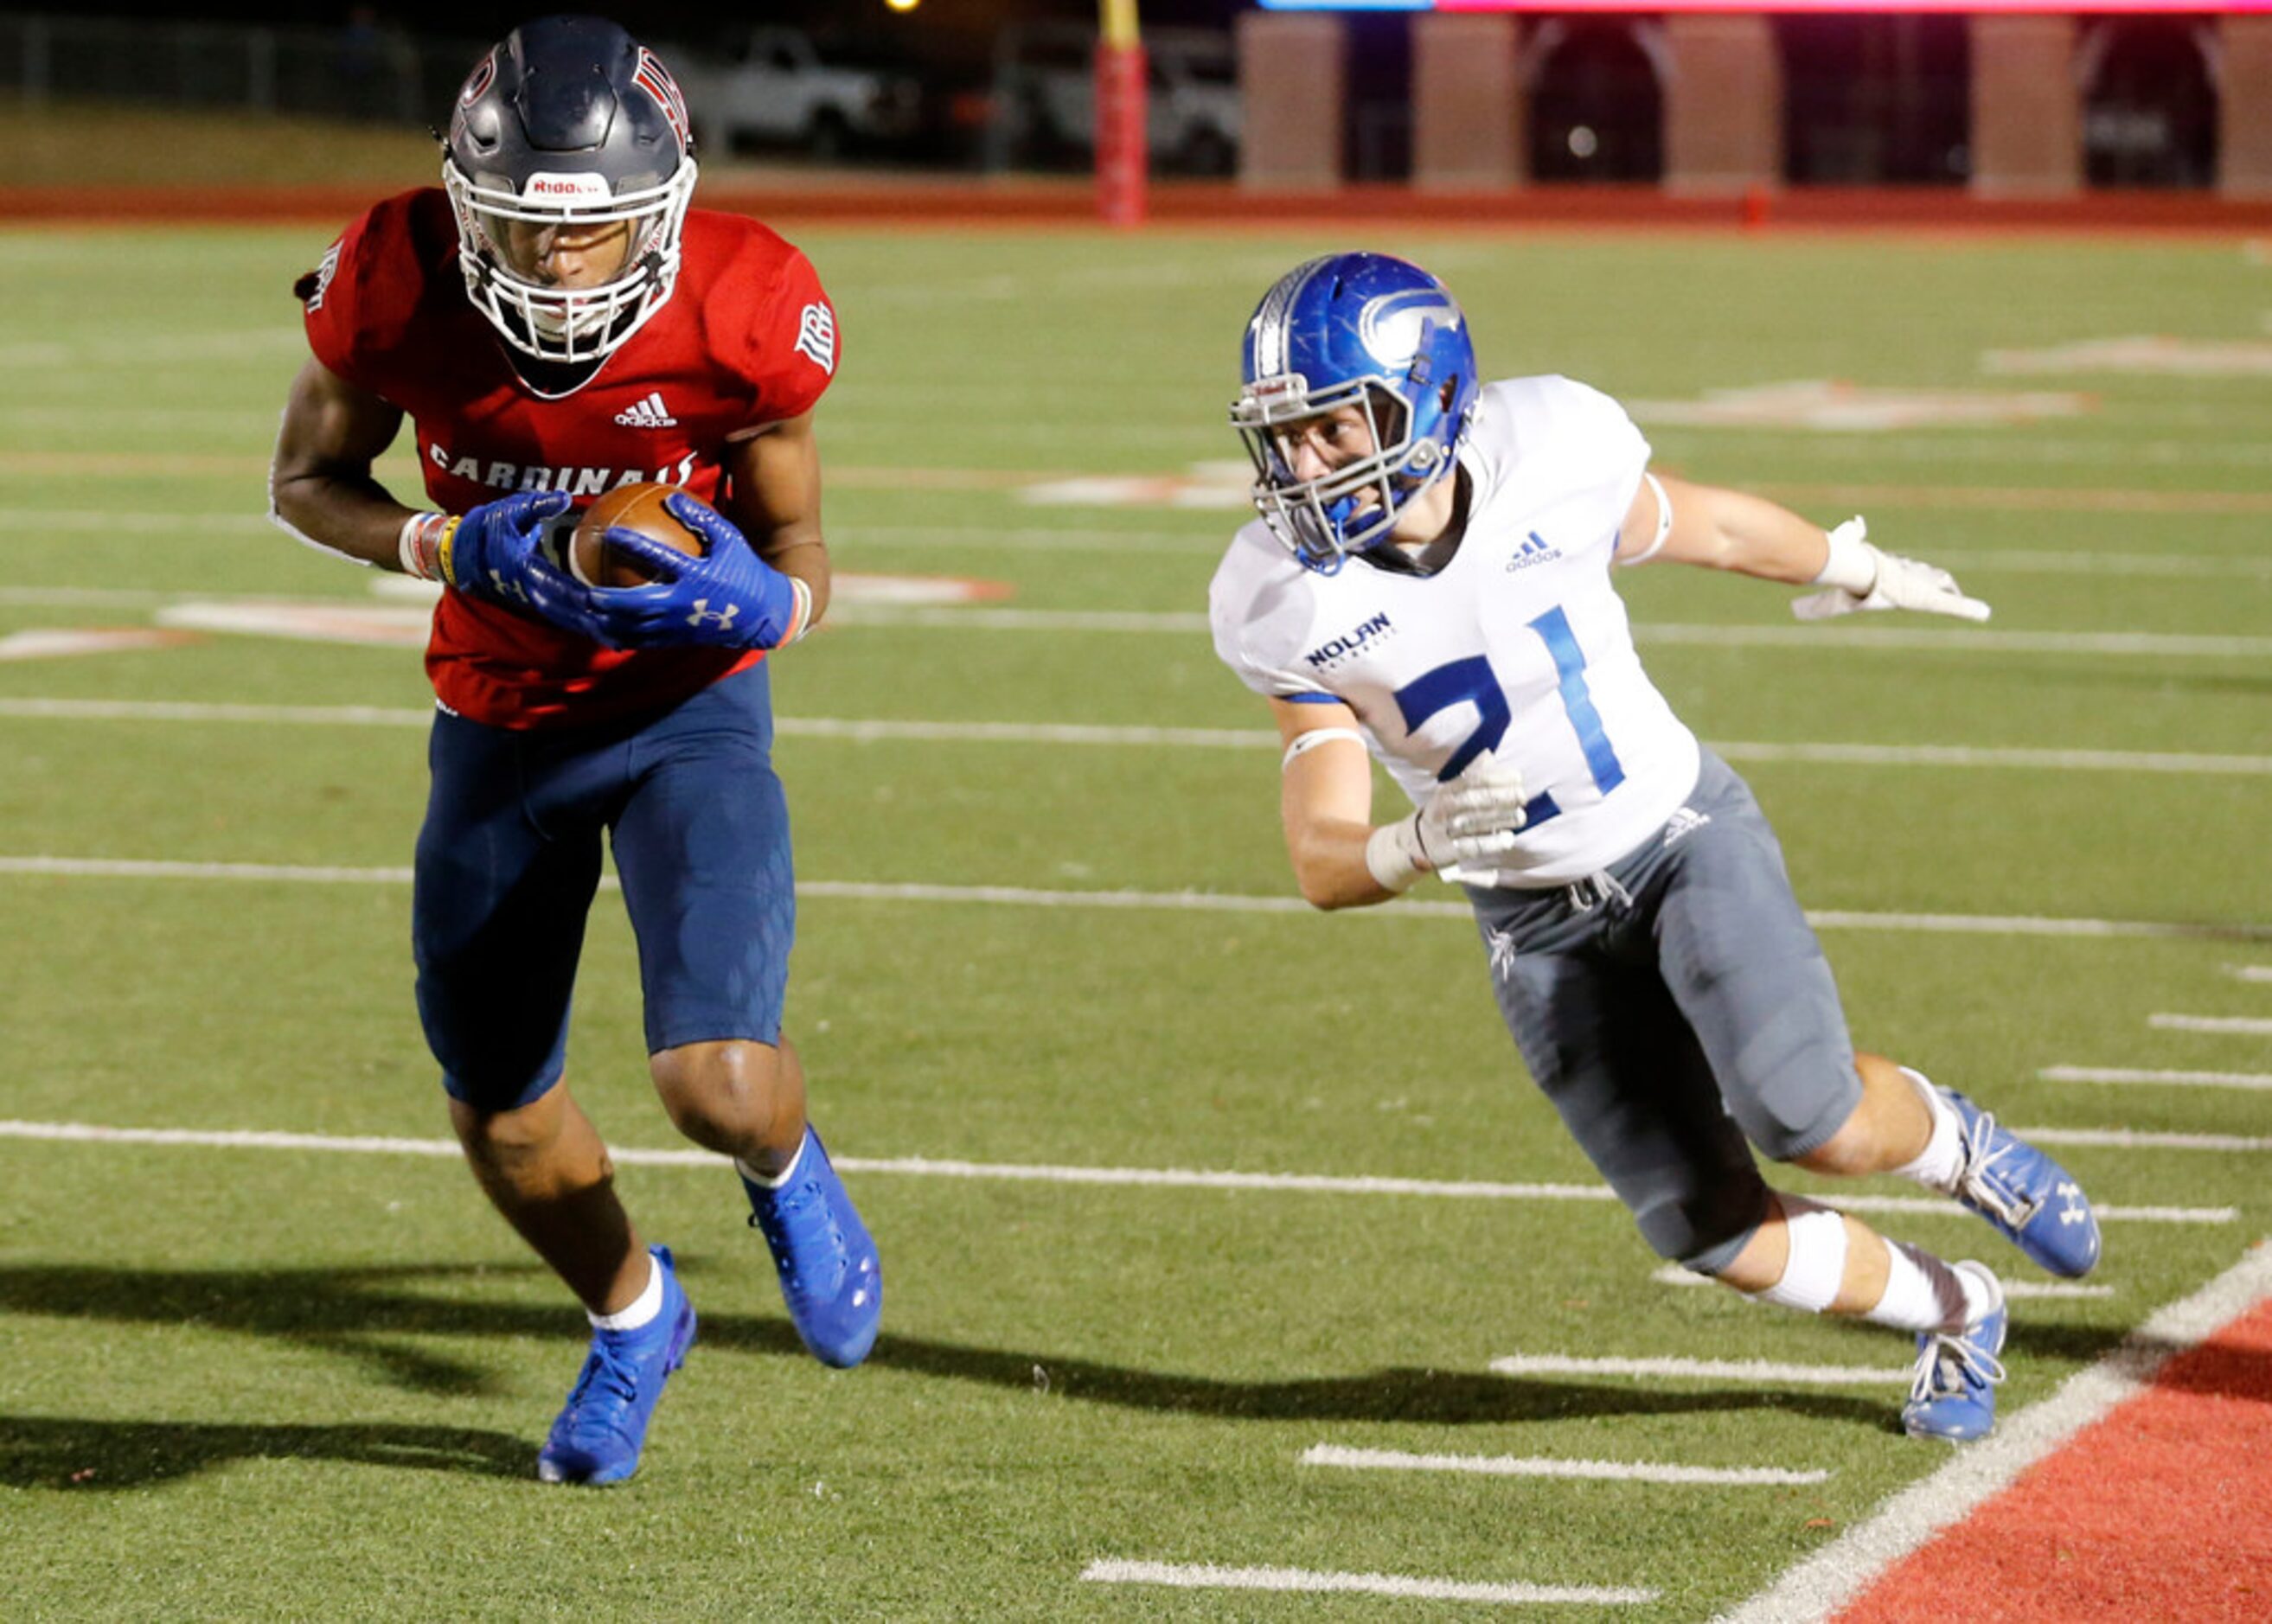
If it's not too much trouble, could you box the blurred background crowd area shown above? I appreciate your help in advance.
[0,1,2234,190]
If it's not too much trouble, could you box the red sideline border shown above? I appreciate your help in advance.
[1725,1241,2272,1624]
[9,181,2272,234]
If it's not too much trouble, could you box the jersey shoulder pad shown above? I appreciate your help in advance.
[685,210,839,423]
[298,189,453,397]
[1476,374,1649,492]
[1209,523,1322,700]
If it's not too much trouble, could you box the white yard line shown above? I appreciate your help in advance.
[3,696,2269,777]
[1821,1193,2230,1224]
[12,508,2270,575]
[1300,1443,1828,1487]
[1719,1243,2272,1624]
[1930,548,2272,581]
[1648,1264,2114,1300]
[1711,741,2272,777]
[816,608,2272,661]
[1078,1561,1655,1607]
[2148,1013,2272,1036]
[0,854,2263,945]
[2226,965,2272,983]
[2040,1065,2272,1091]
[2016,1125,2272,1153]
[1488,1354,1915,1384]
[0,1122,2233,1225]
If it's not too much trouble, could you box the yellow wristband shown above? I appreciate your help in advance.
[435,516,464,588]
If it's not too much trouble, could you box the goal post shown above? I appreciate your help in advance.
[1097,0,1147,225]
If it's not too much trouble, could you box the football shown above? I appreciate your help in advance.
[559,483,707,588]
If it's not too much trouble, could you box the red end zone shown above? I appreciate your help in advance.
[1838,1266,2272,1622]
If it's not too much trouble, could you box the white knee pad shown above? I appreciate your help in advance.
[1747,1194,1849,1314]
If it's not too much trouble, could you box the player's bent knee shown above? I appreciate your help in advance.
[1639,1184,1770,1277]
[650,1039,783,1145]
[1789,1111,1880,1177]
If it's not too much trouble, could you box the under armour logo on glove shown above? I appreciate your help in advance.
[570,493,806,652]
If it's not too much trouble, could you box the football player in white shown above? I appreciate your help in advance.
[1210,253,2099,1442]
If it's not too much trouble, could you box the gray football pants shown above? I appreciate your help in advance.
[1466,751,1864,1274]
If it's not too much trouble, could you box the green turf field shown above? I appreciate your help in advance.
[1,217,2267,1621]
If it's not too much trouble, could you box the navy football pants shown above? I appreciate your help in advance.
[413,664,796,1112]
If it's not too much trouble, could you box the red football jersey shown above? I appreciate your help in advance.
[300,188,839,727]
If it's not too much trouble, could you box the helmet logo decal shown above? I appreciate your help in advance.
[632,48,690,155]
[1356,291,1461,370]
[460,48,496,105]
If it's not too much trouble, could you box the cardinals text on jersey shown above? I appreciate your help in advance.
[1210,375,1702,886]
[301,188,838,728]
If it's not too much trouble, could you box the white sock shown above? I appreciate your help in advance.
[1886,1066,1964,1193]
[588,1251,662,1333]
[736,1133,807,1192]
[1865,1241,1993,1335]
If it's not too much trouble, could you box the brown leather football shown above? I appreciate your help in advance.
[563,483,706,588]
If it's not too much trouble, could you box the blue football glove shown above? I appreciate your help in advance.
[437,490,572,608]
[583,493,811,651]
[426,490,629,647]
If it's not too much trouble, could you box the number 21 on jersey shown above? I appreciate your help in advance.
[1390,607,1625,828]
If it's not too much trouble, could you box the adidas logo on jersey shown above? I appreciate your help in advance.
[1505,531,1561,572]
[615,391,678,428]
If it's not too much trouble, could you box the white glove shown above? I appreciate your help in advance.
[1790,517,1990,623]
[1365,754,1528,894]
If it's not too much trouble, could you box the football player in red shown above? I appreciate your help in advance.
[269,16,878,1486]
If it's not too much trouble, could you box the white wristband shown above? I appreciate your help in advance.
[1620,471,1675,566]
[1813,516,1878,594]
[781,577,816,646]
[398,511,450,581]
[1364,815,1430,894]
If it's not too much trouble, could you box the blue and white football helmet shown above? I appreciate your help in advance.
[444,16,697,368]
[1232,253,1480,572]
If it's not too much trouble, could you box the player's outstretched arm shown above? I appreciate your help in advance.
[269,358,413,567]
[1274,699,1527,911]
[1616,472,1989,622]
[270,358,619,643]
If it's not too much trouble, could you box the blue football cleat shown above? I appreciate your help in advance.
[743,1128,880,1369]
[537,1244,696,1486]
[1939,1086,2102,1278]
[1902,1261,2007,1443]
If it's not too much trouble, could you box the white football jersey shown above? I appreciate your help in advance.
[1210,375,1701,886]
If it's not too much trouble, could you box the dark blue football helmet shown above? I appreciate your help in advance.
[1232,253,1480,572]
[444,16,696,368]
